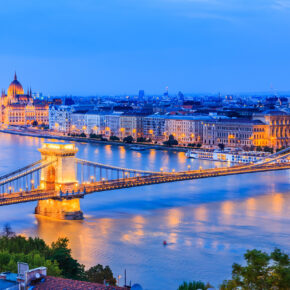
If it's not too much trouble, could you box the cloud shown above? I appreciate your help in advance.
[272,0,290,9]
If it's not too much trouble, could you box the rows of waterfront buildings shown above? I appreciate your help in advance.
[0,73,289,149]
[49,105,290,149]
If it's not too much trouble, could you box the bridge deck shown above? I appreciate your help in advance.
[0,162,289,207]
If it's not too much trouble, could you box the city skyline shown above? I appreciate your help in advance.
[0,0,290,95]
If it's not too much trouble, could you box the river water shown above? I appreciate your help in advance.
[0,133,289,290]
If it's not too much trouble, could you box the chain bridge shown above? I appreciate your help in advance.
[0,142,289,220]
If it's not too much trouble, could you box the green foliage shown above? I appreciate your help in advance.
[0,233,84,280]
[178,280,207,290]
[0,230,118,283]
[0,251,61,276]
[123,135,134,143]
[50,237,86,280]
[89,133,99,139]
[85,264,116,286]
[110,135,120,141]
[221,248,290,289]
[163,135,178,146]
[218,143,225,151]
[137,137,146,142]
[32,120,38,127]
[263,146,274,153]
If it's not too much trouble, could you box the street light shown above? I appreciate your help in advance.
[187,165,191,170]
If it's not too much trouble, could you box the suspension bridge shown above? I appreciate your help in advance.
[0,142,289,220]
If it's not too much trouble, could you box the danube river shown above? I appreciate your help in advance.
[0,133,289,289]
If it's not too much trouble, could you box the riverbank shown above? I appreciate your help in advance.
[0,129,188,152]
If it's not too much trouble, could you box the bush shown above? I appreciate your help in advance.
[0,225,117,284]
[137,137,146,142]
[123,135,134,143]
[163,135,178,146]
[32,120,38,127]
[263,146,273,153]
[110,136,120,141]
[178,281,208,290]
[80,132,87,138]
[220,248,290,289]
[85,264,116,285]
[218,143,225,150]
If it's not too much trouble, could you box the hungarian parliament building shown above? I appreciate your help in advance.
[0,73,49,126]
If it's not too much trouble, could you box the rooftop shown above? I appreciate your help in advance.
[32,276,127,290]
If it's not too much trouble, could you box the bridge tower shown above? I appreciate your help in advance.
[35,142,83,220]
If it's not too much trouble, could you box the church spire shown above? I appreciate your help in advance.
[14,72,17,81]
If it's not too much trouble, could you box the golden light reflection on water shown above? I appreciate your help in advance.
[245,198,256,217]
[272,193,284,215]
[105,145,113,158]
[166,208,183,228]
[148,149,156,163]
[121,215,146,245]
[18,189,290,273]
[194,206,208,222]
[119,146,125,159]
[221,201,234,224]
[177,152,186,165]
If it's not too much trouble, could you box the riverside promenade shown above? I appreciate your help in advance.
[0,128,187,152]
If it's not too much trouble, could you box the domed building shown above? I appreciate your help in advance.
[0,73,49,126]
[7,73,24,99]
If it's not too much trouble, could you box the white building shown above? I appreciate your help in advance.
[49,105,73,132]
[104,112,123,137]
[85,111,106,135]
[165,116,207,145]
[71,111,87,132]
[119,115,138,139]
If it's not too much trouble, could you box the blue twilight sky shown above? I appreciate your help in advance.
[0,0,290,95]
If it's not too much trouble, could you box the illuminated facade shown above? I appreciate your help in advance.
[203,119,268,148]
[165,116,205,145]
[254,110,290,148]
[0,73,49,126]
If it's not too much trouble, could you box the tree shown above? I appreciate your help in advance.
[178,281,208,290]
[80,132,86,138]
[50,237,86,280]
[32,120,38,127]
[137,137,146,142]
[1,224,15,238]
[85,264,116,286]
[256,146,262,152]
[163,135,178,146]
[123,135,134,143]
[89,133,98,139]
[218,143,225,151]
[220,248,290,289]
[110,136,120,141]
[263,146,273,153]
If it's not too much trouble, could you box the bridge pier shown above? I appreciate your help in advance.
[35,198,83,220]
[36,143,83,220]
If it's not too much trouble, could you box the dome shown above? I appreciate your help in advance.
[7,73,24,98]
[131,284,143,290]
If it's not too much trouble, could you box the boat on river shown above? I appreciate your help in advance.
[186,148,269,164]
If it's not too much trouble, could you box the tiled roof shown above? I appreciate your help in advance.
[32,276,127,290]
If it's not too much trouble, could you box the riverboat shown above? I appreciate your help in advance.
[185,149,269,164]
